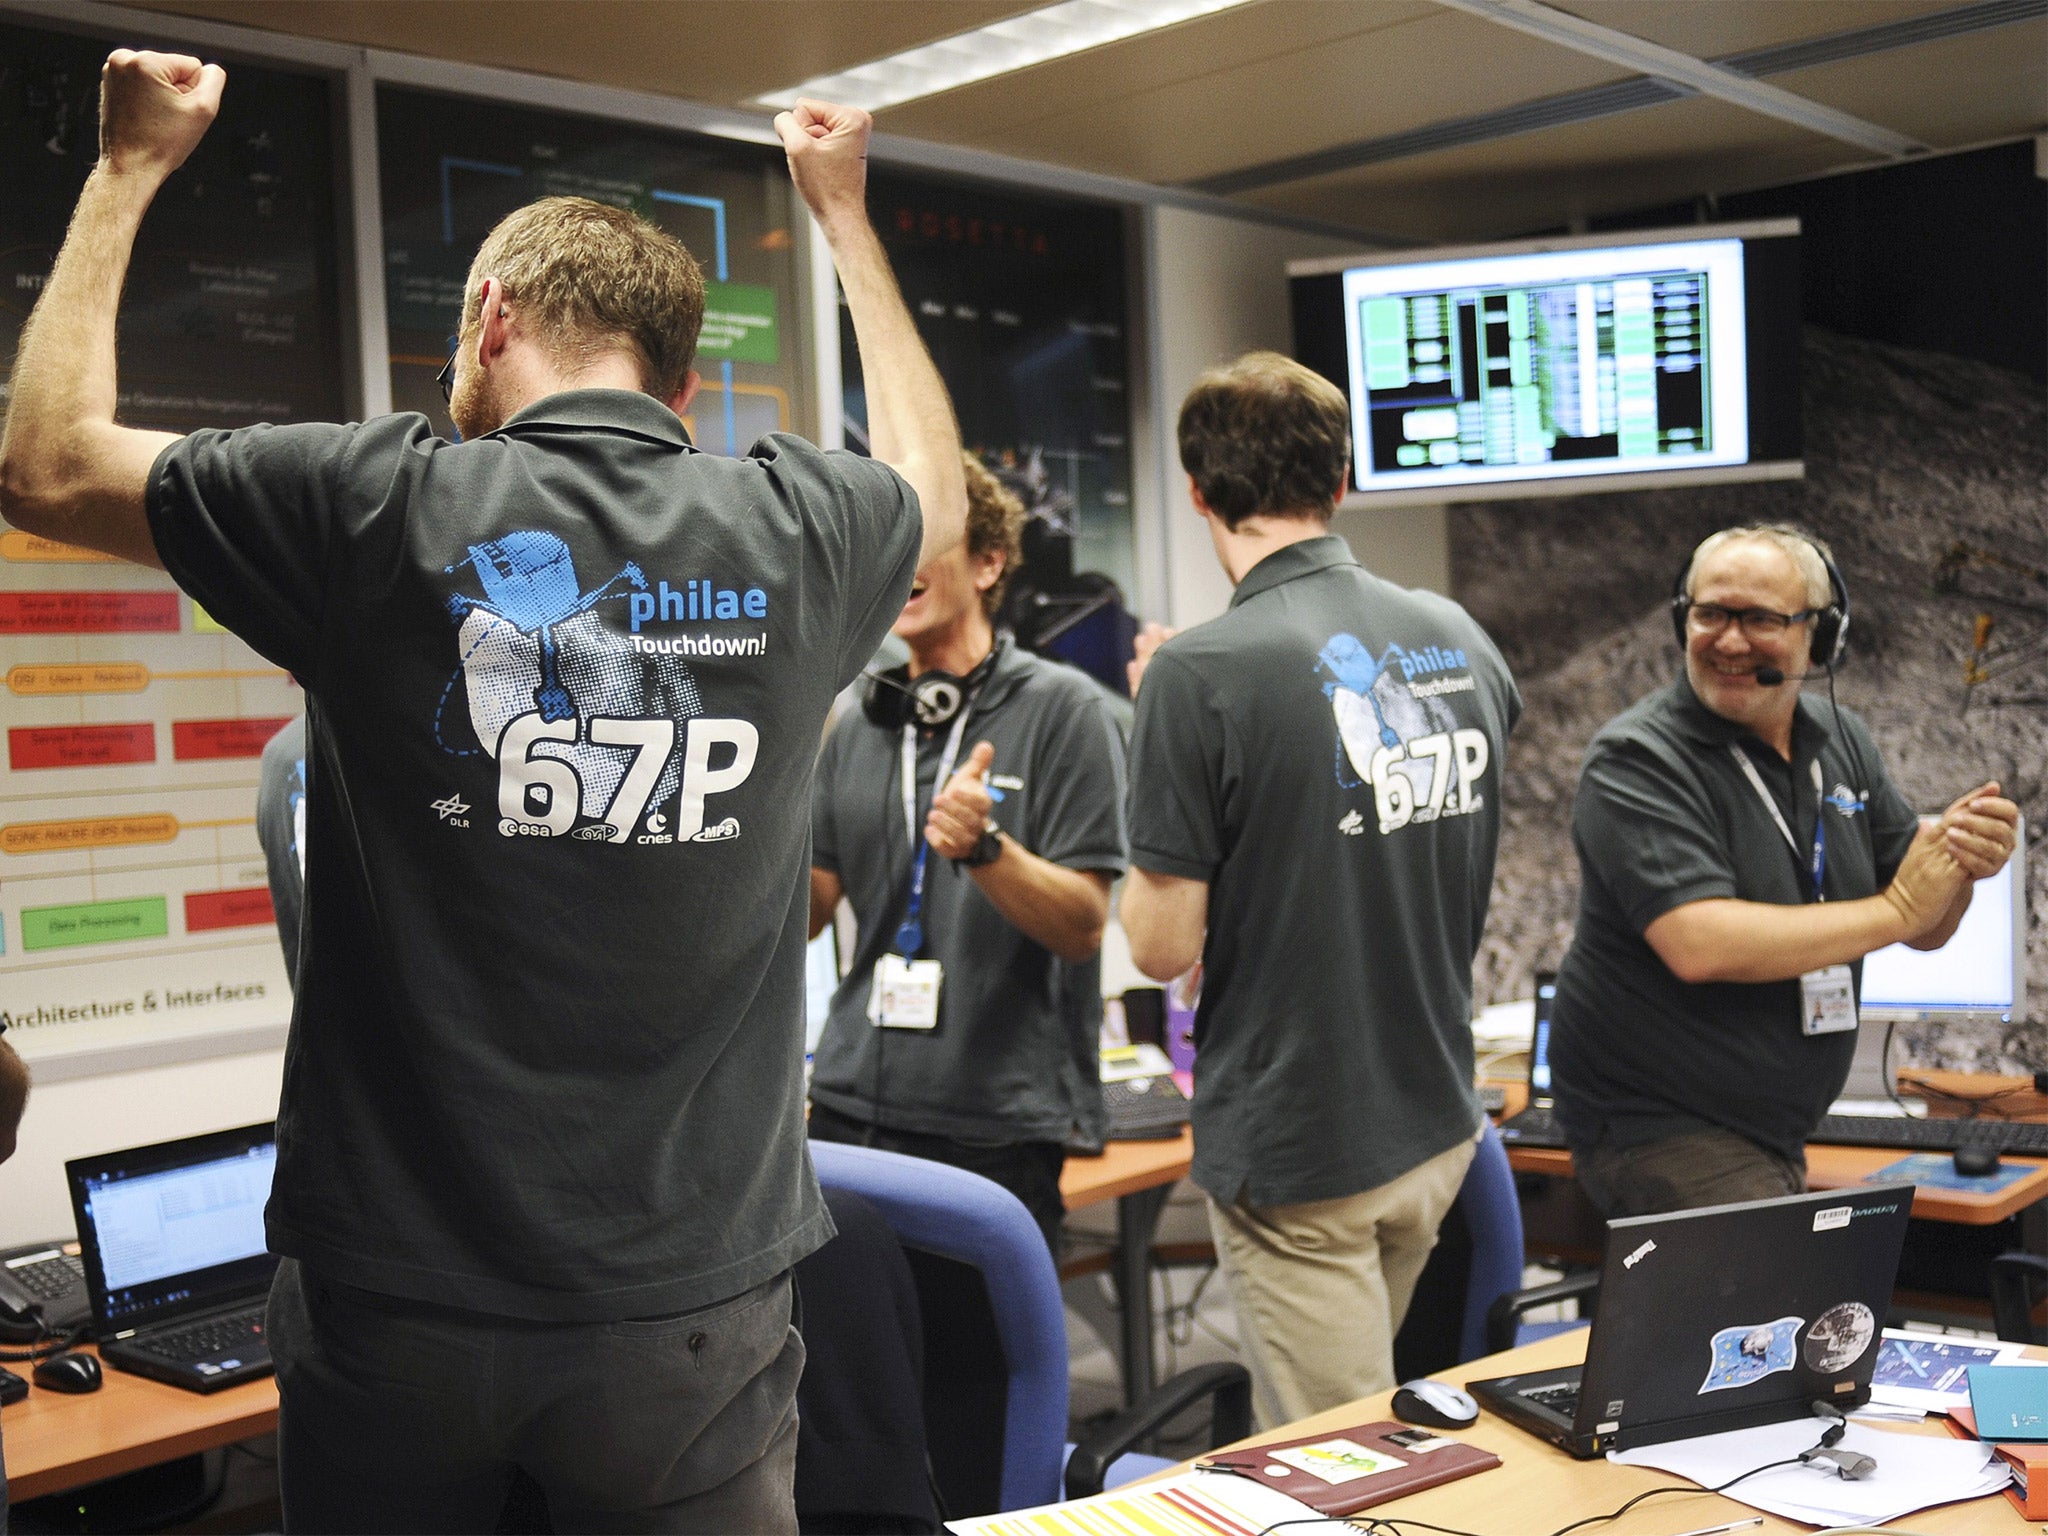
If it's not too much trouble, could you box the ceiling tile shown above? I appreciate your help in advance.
[888,6,1633,184]
[1764,23,2048,147]
[1552,0,1964,59]
[1242,94,1855,241]
[132,1,1043,106]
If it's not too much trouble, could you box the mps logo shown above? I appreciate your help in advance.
[434,532,755,844]
[1315,633,1491,836]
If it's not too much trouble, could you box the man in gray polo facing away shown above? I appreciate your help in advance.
[1120,352,1519,1427]
[1,49,965,1532]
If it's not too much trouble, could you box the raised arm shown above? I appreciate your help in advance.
[774,99,966,571]
[0,50,224,566]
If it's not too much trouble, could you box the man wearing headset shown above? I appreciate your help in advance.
[807,456,1128,1255]
[1551,524,2020,1217]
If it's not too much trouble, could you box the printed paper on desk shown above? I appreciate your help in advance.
[942,1469,1316,1536]
[1870,1328,2034,1413]
[1610,1417,2008,1526]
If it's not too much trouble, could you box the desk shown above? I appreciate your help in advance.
[1062,1129,1193,1407]
[1178,1328,2032,1531]
[1,1345,276,1504]
[1493,1077,2048,1229]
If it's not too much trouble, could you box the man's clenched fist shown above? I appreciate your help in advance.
[100,49,224,183]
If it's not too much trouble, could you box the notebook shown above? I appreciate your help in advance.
[66,1122,279,1393]
[1198,1418,1498,1514]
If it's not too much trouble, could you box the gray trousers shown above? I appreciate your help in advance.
[1575,1127,1806,1218]
[268,1259,803,1535]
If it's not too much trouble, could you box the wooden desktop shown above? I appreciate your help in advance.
[1169,1327,2037,1531]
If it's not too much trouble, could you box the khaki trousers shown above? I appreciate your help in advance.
[1206,1132,1477,1428]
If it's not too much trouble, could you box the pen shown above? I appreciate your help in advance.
[1661,1521,1763,1536]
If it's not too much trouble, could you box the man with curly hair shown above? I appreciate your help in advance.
[808,454,1128,1255]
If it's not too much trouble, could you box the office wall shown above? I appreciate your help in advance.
[0,1048,284,1247]
[1140,205,1451,628]
[1456,142,2047,1071]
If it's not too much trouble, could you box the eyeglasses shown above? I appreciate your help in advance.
[436,342,459,405]
[1685,602,1816,639]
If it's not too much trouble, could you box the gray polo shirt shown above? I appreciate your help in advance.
[147,390,918,1320]
[810,641,1127,1145]
[1551,678,1919,1163]
[1126,536,1520,1208]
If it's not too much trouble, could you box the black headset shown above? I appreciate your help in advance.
[1670,525,1850,670]
[860,636,1006,732]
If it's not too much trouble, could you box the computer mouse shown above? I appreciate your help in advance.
[1390,1378,1478,1429]
[32,1350,102,1394]
[1954,1144,2003,1178]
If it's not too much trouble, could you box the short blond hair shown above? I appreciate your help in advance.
[461,197,705,398]
[1683,524,1833,609]
[962,455,1025,618]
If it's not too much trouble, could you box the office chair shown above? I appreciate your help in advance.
[1990,1252,2048,1343]
[807,1141,1251,1516]
[1393,1121,1596,1377]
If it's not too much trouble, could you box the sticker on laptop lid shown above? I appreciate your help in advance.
[1700,1316,1803,1393]
[1813,1204,1852,1232]
[1266,1440,1404,1485]
[1802,1301,1876,1373]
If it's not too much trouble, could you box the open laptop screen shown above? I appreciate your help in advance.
[68,1122,278,1332]
[1529,972,1557,1097]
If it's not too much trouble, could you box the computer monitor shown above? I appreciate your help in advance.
[1860,815,2027,1026]
[1288,220,1802,507]
[1529,971,1558,1099]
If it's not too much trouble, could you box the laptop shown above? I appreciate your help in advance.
[1497,972,1567,1149]
[1471,1183,1913,1456]
[66,1122,279,1393]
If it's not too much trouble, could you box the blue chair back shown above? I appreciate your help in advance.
[1455,1122,1528,1362]
[808,1141,1069,1513]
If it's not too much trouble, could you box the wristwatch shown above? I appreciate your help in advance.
[958,822,1003,869]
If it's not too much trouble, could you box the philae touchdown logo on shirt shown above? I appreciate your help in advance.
[1316,632,1492,837]
[432,530,762,847]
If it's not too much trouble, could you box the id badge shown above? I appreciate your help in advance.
[1800,964,1857,1036]
[869,954,942,1030]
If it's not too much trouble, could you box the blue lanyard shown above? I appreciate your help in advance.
[1730,746,1826,901]
[894,704,975,957]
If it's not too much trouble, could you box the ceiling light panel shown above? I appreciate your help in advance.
[751,0,1257,113]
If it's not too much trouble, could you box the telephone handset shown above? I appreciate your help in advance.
[0,1240,91,1343]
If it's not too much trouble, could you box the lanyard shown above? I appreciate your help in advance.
[1729,745,1825,901]
[894,702,977,957]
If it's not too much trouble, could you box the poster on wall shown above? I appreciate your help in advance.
[0,21,346,1074]
[377,86,806,454]
[840,169,1135,654]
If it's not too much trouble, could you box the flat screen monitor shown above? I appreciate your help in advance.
[1288,221,1801,506]
[1860,815,2027,1024]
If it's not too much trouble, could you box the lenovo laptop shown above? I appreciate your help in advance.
[66,1122,278,1393]
[1497,972,1567,1149]
[1471,1183,1912,1457]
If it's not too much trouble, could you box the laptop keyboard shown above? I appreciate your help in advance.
[1814,1113,2048,1156]
[136,1305,267,1363]
[1105,1076,1190,1139]
[1498,1105,1568,1148]
[1522,1381,1580,1418]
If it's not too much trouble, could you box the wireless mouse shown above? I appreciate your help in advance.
[1953,1144,2003,1178]
[1390,1377,1478,1429]
[32,1350,102,1394]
